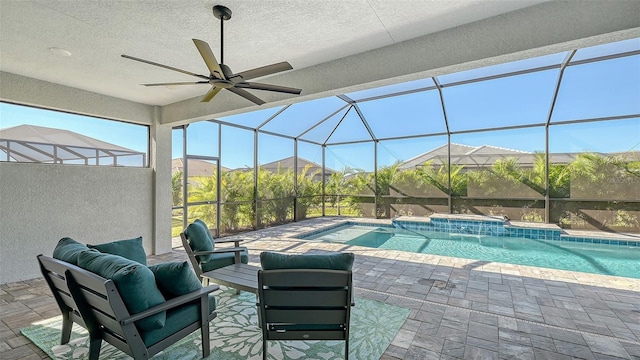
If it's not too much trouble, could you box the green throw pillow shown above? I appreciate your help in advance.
[77,251,166,331]
[52,237,90,265]
[87,236,147,265]
[185,220,214,264]
[148,261,202,298]
[260,252,354,271]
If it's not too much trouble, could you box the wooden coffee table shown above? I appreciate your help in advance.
[202,263,260,293]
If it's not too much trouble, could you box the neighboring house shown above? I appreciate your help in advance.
[172,156,334,181]
[0,124,146,166]
[399,143,639,170]
[258,156,336,180]
[171,158,229,177]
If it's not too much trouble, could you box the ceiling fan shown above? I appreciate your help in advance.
[121,5,301,105]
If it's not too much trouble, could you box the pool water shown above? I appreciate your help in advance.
[303,224,640,279]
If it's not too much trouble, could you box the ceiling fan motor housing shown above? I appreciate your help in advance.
[220,64,235,79]
[210,79,234,88]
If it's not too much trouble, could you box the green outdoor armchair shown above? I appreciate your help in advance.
[180,219,249,286]
[257,251,354,360]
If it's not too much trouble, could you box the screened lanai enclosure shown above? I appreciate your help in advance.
[171,38,640,237]
[0,124,146,166]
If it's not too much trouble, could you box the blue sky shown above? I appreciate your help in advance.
[2,39,639,171]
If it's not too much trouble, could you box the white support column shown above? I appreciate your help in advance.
[150,106,173,254]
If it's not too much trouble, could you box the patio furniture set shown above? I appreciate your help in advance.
[37,219,354,360]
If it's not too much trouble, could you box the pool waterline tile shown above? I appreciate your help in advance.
[294,216,639,279]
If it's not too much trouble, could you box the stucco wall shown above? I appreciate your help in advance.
[0,162,154,283]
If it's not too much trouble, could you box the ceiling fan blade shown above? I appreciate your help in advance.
[201,87,223,102]
[235,62,293,81]
[121,54,209,80]
[143,81,210,86]
[192,39,226,80]
[236,82,302,94]
[228,87,265,105]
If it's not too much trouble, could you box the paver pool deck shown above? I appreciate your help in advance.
[3,217,639,359]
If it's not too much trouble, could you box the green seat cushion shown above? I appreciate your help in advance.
[77,251,166,331]
[149,261,202,298]
[201,249,249,273]
[87,236,147,265]
[260,252,354,271]
[52,237,90,266]
[184,220,214,264]
[141,294,216,347]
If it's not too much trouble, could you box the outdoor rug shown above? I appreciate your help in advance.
[21,288,410,360]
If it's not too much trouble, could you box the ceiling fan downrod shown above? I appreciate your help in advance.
[212,5,232,65]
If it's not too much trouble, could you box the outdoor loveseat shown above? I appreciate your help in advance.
[38,237,218,360]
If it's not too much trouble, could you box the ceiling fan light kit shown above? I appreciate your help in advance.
[121,5,301,105]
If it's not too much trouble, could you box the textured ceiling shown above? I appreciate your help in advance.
[0,0,547,106]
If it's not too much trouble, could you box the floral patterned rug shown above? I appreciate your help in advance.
[21,288,409,359]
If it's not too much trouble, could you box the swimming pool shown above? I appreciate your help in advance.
[300,222,640,279]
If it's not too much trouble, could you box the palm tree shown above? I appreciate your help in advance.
[296,165,322,219]
[568,153,635,199]
[414,160,465,196]
[532,152,570,198]
[375,163,401,218]
[258,165,294,225]
[187,175,218,226]
[171,170,183,206]
[220,170,255,232]
[326,166,366,216]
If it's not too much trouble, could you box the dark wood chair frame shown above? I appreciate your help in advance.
[38,254,218,360]
[257,269,353,360]
[180,228,247,287]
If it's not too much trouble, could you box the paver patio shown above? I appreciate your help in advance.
[2,217,639,359]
